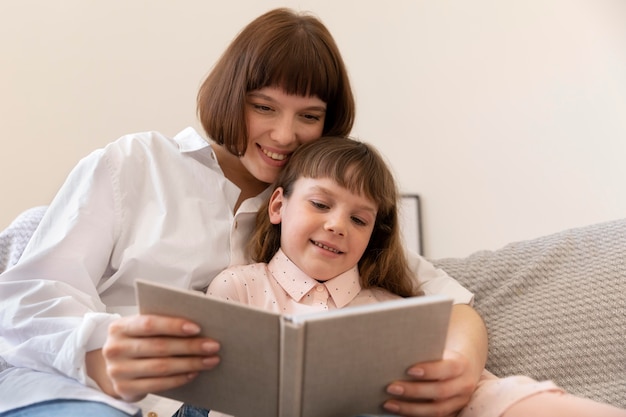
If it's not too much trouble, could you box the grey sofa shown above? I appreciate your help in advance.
[432,218,625,408]
[1,208,624,408]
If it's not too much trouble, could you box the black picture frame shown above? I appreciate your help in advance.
[398,194,423,255]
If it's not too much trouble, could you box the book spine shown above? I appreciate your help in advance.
[278,317,305,417]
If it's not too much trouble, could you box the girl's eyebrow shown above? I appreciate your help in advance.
[309,185,377,215]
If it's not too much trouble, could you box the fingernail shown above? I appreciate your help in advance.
[383,401,400,413]
[182,323,201,334]
[408,367,425,377]
[202,357,220,366]
[202,341,220,352]
[387,384,404,395]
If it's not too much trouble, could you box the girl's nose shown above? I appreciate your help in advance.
[325,215,346,236]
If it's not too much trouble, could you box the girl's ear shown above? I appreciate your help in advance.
[268,187,285,225]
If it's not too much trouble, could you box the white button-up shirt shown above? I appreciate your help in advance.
[0,128,472,416]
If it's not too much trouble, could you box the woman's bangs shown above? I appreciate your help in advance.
[249,38,335,101]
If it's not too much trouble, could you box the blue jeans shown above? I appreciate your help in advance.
[171,404,209,417]
[0,400,140,417]
[171,404,391,417]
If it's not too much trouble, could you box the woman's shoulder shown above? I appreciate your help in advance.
[104,129,184,156]
[101,128,213,172]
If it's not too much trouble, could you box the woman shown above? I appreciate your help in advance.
[0,8,483,417]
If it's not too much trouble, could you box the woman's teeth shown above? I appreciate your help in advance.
[262,148,287,161]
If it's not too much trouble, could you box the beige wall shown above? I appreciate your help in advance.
[1,0,625,258]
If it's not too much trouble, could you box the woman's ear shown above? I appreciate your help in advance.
[268,188,285,225]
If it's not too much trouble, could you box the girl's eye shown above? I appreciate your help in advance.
[310,200,329,210]
[351,216,367,226]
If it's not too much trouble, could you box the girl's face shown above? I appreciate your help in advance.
[268,177,377,281]
[241,87,327,185]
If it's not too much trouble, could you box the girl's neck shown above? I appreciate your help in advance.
[212,144,268,212]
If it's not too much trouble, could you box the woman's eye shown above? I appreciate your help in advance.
[254,104,272,112]
[302,114,321,122]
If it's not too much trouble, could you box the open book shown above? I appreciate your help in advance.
[136,280,452,417]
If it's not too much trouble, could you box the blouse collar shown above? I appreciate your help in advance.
[268,249,362,308]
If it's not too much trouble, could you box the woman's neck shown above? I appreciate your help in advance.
[212,144,268,211]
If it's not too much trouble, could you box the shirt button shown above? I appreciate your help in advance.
[147,412,158,417]
[316,285,325,292]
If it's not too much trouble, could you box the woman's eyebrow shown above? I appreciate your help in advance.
[247,91,274,101]
[246,92,327,112]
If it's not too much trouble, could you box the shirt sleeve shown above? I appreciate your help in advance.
[0,147,121,387]
[206,268,247,303]
[406,250,474,305]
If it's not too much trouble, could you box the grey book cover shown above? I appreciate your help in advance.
[136,279,452,417]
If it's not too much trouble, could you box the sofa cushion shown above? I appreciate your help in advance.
[432,218,626,407]
[0,206,48,274]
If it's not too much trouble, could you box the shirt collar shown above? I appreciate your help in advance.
[174,127,211,152]
[173,127,271,213]
[173,127,219,170]
[268,249,363,308]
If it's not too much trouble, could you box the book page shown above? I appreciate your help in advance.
[290,296,452,417]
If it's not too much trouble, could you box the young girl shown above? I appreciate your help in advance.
[207,137,416,313]
[203,137,626,417]
[200,136,417,417]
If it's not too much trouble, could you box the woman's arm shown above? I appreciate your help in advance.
[383,304,488,417]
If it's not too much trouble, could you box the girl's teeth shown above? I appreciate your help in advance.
[314,241,340,254]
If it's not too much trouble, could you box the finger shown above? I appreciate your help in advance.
[113,372,201,403]
[104,335,220,360]
[386,376,473,403]
[406,350,466,381]
[383,394,468,417]
[108,354,220,380]
[109,314,203,338]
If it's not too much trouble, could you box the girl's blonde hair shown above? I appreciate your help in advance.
[197,8,355,156]
[250,137,416,297]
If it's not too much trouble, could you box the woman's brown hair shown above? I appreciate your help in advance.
[197,8,355,156]
[250,137,417,298]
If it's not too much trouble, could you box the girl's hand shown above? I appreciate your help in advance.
[382,349,479,417]
[89,314,220,402]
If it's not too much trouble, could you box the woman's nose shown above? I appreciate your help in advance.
[270,116,296,145]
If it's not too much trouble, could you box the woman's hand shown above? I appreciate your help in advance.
[383,304,488,416]
[382,349,479,416]
[88,314,220,402]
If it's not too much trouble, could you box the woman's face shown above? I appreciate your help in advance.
[241,86,327,184]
